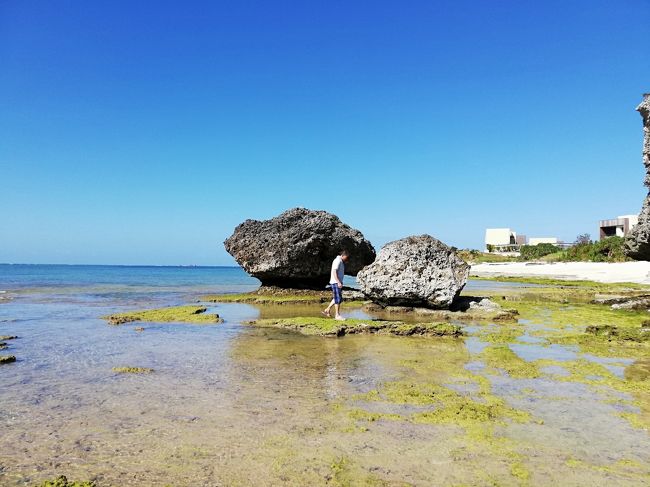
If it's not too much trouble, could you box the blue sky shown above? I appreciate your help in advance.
[1,0,649,265]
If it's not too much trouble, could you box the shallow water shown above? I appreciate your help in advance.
[0,266,649,486]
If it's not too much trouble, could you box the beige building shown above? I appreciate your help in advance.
[599,215,639,239]
[485,228,518,252]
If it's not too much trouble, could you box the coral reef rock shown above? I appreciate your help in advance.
[357,235,469,308]
[224,208,376,288]
[625,94,650,260]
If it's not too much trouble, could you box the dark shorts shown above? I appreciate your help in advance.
[331,284,343,304]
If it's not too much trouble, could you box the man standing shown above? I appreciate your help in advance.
[322,250,349,320]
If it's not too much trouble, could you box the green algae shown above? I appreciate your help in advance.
[34,476,95,487]
[203,292,327,304]
[343,349,533,484]
[246,317,463,337]
[480,345,541,379]
[0,355,16,364]
[112,366,154,374]
[507,299,649,330]
[534,358,650,430]
[328,455,392,486]
[565,456,650,480]
[103,305,222,325]
[475,325,526,344]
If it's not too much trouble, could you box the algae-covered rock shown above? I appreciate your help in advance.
[585,324,650,342]
[357,235,469,308]
[34,475,95,487]
[363,299,518,323]
[202,286,366,305]
[611,296,650,311]
[246,317,463,338]
[112,366,154,374]
[103,305,221,325]
[224,207,376,288]
[0,355,17,364]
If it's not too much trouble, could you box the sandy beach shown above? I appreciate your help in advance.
[471,261,650,285]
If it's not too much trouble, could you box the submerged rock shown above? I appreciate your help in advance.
[363,299,518,322]
[103,305,221,325]
[246,317,463,337]
[224,208,376,288]
[0,355,16,364]
[35,475,96,487]
[357,235,469,308]
[112,366,154,374]
[625,94,650,260]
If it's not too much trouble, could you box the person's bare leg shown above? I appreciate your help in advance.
[322,299,335,317]
[334,303,345,320]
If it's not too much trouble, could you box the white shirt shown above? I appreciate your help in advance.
[330,256,345,285]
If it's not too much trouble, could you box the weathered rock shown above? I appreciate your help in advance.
[357,235,470,308]
[625,94,650,260]
[611,296,650,311]
[224,208,376,288]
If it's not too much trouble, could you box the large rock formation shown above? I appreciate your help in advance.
[625,94,650,260]
[224,208,376,288]
[357,235,469,308]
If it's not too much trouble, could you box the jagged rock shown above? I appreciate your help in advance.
[625,94,650,260]
[357,235,470,308]
[224,208,376,288]
[611,297,650,311]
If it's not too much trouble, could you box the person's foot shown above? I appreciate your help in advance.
[334,315,346,321]
[321,310,331,317]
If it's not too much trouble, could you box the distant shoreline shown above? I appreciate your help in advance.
[0,263,241,268]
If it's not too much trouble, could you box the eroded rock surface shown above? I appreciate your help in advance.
[357,235,469,308]
[224,208,375,288]
[625,94,650,260]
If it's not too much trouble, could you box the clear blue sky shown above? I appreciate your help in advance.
[1,1,649,265]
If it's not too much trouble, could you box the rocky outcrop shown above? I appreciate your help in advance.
[625,94,650,260]
[224,208,376,288]
[357,235,469,308]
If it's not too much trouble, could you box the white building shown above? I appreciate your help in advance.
[528,237,559,246]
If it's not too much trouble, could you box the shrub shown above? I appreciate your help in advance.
[519,243,560,261]
[562,236,628,262]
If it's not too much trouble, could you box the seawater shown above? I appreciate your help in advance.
[0,265,648,486]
